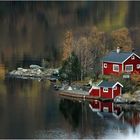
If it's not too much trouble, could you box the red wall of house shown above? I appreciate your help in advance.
[100,87,112,99]
[90,100,100,110]
[113,85,121,98]
[100,102,113,112]
[89,88,100,97]
[103,62,122,75]
[123,54,140,74]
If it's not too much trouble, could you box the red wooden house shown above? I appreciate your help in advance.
[89,100,124,119]
[102,47,140,75]
[89,81,123,99]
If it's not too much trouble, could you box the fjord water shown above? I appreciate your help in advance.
[0,79,140,139]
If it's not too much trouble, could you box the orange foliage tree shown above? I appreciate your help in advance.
[111,28,133,51]
[62,31,74,60]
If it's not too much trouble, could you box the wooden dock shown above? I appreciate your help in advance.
[58,91,113,102]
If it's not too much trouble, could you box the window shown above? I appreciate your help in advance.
[131,55,135,60]
[104,63,107,68]
[103,107,109,112]
[114,86,117,90]
[113,64,119,72]
[137,64,140,69]
[103,87,108,92]
[125,65,133,72]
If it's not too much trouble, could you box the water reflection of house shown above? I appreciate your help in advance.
[89,100,124,119]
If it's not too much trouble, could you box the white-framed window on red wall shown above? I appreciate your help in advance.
[113,86,117,90]
[131,55,135,60]
[113,64,119,72]
[125,65,133,72]
[103,87,108,92]
[104,63,107,68]
[137,64,140,69]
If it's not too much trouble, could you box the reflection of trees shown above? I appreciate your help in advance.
[59,99,82,129]
[123,110,140,133]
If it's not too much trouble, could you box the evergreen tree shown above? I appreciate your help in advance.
[59,52,81,84]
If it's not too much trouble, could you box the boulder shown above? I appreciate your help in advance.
[114,96,127,104]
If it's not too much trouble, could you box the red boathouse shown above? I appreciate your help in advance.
[89,81,123,99]
[102,47,140,75]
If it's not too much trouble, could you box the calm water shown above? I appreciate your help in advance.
[0,78,140,139]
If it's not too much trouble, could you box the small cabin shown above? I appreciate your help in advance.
[102,47,140,75]
[89,81,123,99]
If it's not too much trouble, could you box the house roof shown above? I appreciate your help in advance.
[102,51,134,63]
[98,81,123,88]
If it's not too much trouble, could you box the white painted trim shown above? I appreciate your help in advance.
[112,82,123,88]
[112,111,124,119]
[96,80,103,86]
[88,87,93,94]
[103,60,122,64]
[125,64,133,72]
[104,63,107,68]
[89,104,100,112]
[113,64,119,72]
[122,53,140,64]
[113,86,117,90]
[102,61,103,75]
[103,53,140,64]
[112,102,114,113]
[103,107,109,112]
[112,88,113,99]
[131,55,135,60]
[137,64,140,69]
[99,88,101,97]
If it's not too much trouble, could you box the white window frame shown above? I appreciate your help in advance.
[114,86,117,90]
[103,87,108,92]
[104,63,107,68]
[103,107,109,112]
[137,64,140,69]
[131,55,135,60]
[113,64,119,72]
[125,65,133,72]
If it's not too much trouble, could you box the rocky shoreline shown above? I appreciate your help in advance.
[114,91,140,105]
[6,66,59,81]
[6,66,140,105]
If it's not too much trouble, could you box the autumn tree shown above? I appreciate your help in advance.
[62,31,74,60]
[111,28,133,51]
[88,27,106,80]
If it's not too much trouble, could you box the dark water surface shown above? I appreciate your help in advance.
[0,79,140,139]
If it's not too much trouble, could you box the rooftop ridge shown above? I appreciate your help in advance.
[111,50,133,54]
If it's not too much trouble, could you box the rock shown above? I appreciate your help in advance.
[114,96,127,104]
[30,65,42,69]
[67,86,73,91]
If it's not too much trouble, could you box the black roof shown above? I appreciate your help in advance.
[102,51,133,63]
[98,81,117,88]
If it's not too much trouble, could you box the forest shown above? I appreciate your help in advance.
[0,1,140,71]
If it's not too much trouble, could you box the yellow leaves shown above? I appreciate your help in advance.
[62,31,73,60]
[0,64,6,80]
[111,28,132,51]
[131,72,140,83]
